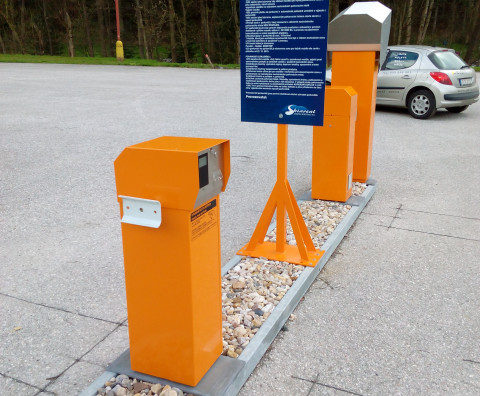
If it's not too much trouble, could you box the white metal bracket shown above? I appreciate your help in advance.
[119,196,162,228]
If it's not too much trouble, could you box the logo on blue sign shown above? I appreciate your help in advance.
[279,105,316,119]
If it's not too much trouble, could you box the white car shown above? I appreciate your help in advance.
[326,45,479,119]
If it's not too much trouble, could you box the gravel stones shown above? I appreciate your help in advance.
[221,257,305,357]
[96,377,192,396]
[352,182,367,196]
[133,382,150,393]
[112,384,128,396]
[232,280,246,291]
[264,199,352,250]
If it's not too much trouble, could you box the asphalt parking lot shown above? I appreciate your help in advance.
[1,64,479,395]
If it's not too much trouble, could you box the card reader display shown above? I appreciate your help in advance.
[194,146,225,209]
[198,153,209,188]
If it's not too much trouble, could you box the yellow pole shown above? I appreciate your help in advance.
[114,0,124,62]
[116,41,124,62]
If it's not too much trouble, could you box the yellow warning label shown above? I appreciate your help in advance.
[191,200,217,241]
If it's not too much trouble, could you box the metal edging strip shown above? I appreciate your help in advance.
[77,371,117,396]
[221,256,243,277]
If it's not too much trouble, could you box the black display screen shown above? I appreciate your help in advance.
[198,153,209,188]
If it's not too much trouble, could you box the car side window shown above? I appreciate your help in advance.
[382,51,419,70]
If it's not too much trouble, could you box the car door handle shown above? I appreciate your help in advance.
[402,75,412,79]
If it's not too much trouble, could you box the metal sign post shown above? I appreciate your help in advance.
[238,124,323,266]
[238,0,329,266]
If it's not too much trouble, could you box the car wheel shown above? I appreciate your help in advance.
[446,105,469,113]
[408,90,437,119]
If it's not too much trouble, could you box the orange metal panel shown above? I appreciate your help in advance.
[132,136,227,154]
[121,201,222,385]
[190,200,223,376]
[312,86,357,202]
[323,85,358,117]
[331,51,378,183]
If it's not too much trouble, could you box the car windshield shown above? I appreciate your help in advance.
[428,51,467,70]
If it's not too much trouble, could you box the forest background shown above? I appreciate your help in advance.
[0,0,479,66]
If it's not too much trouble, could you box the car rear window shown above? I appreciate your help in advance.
[428,51,467,70]
[383,51,419,70]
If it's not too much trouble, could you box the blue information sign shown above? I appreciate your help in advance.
[241,0,329,126]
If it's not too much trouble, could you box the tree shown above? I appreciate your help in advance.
[417,0,435,44]
[329,0,340,21]
[141,0,168,60]
[231,0,240,64]
[42,0,53,55]
[95,0,107,57]
[81,0,94,56]
[464,0,480,63]
[175,0,190,62]
[134,0,147,59]
[62,0,75,57]
[199,0,207,60]
[405,0,414,44]
[0,1,25,54]
[167,0,176,61]
[394,1,408,45]
[0,30,6,53]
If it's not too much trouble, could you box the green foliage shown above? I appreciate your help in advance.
[189,44,205,64]
[154,46,170,61]
[123,45,138,59]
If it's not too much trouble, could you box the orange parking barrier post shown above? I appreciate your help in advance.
[312,86,358,202]
[238,124,324,267]
[327,2,392,182]
[114,136,230,386]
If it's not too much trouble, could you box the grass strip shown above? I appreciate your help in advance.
[0,54,240,69]
[1,54,478,71]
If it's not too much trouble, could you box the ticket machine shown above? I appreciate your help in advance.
[328,1,391,182]
[114,136,230,386]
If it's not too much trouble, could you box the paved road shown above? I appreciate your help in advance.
[0,64,479,395]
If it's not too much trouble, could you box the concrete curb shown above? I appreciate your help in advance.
[78,371,117,396]
[79,184,376,396]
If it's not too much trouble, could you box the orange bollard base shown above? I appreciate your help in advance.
[238,242,324,267]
